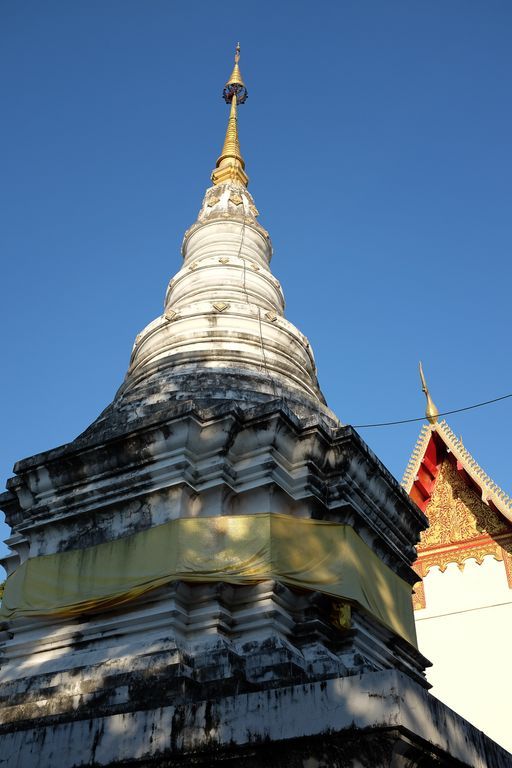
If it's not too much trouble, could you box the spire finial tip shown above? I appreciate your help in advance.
[211,45,249,186]
[419,361,439,425]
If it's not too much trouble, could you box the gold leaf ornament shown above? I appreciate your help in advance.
[212,301,230,313]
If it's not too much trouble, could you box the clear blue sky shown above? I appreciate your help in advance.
[1,1,511,567]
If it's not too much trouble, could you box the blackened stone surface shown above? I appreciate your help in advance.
[0,671,510,768]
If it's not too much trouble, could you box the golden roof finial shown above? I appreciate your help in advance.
[419,361,440,425]
[211,44,249,187]
[227,42,245,88]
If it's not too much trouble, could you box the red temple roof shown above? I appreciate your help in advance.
[402,419,512,524]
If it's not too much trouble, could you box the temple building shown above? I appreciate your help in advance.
[0,48,510,767]
[404,365,512,753]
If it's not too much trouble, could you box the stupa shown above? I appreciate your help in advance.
[0,47,510,768]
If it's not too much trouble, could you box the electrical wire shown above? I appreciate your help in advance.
[351,392,512,429]
[228,212,510,427]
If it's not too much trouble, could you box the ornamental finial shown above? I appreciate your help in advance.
[224,42,247,101]
[419,361,440,425]
[211,44,249,186]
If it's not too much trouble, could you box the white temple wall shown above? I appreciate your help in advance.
[415,555,512,753]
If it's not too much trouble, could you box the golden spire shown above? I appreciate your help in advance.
[227,42,245,88]
[419,361,440,424]
[211,43,249,187]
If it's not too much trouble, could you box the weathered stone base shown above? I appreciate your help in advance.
[1,671,510,767]
[1,404,509,766]
[0,581,428,718]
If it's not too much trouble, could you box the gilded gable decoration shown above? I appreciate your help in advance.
[403,419,512,609]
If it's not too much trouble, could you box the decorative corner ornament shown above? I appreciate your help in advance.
[219,257,230,264]
[250,263,260,272]
[212,301,230,313]
[265,311,277,322]
[164,309,179,322]
[189,262,198,271]
[206,192,222,208]
[229,192,243,206]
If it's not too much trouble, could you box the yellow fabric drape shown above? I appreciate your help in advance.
[0,514,417,646]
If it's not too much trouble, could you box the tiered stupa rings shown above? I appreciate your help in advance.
[119,184,324,408]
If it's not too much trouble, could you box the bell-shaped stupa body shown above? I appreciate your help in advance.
[0,46,508,768]
[103,182,334,429]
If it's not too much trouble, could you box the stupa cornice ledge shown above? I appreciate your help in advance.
[163,267,284,314]
[182,213,271,258]
[3,403,424,586]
